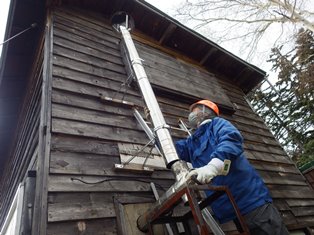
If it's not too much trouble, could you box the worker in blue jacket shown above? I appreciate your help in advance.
[176,100,289,235]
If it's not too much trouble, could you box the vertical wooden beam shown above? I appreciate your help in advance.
[158,23,177,45]
[32,10,53,235]
[113,197,128,235]
[200,47,217,65]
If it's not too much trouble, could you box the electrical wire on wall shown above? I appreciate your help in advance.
[70,177,167,192]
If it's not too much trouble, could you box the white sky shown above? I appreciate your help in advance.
[0,0,11,56]
[146,0,182,12]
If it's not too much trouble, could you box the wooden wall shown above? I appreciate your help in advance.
[0,46,43,229]
[304,168,314,190]
[46,7,314,234]
[217,81,314,230]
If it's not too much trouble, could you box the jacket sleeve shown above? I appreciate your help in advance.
[175,139,191,162]
[210,118,244,161]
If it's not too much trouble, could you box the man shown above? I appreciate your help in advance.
[175,100,289,235]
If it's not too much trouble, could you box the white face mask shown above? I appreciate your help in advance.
[188,105,206,128]
[188,105,215,128]
[188,111,200,128]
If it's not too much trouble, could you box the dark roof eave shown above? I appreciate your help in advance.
[135,0,266,92]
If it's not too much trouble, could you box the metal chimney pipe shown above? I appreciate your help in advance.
[111,12,191,232]
[111,12,183,168]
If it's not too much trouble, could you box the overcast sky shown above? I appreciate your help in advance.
[0,0,10,56]
[146,0,182,13]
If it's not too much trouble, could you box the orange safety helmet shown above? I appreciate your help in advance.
[189,100,219,116]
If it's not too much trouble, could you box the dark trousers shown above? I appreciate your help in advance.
[234,203,290,235]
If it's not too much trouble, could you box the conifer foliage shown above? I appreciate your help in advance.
[249,29,314,167]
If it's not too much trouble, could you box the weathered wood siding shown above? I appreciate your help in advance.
[0,50,42,227]
[217,80,314,229]
[304,168,314,190]
[47,8,314,234]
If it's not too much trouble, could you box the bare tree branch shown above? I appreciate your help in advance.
[175,0,314,60]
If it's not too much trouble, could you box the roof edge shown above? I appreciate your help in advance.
[136,0,266,78]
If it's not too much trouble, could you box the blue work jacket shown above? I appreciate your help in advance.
[175,117,272,223]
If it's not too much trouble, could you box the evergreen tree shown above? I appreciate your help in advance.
[249,29,314,167]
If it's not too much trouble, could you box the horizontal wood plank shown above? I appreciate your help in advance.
[273,199,291,211]
[291,206,314,217]
[54,25,121,57]
[53,56,126,84]
[50,151,119,175]
[47,192,157,222]
[48,175,173,192]
[48,192,156,204]
[244,142,288,158]
[50,149,173,178]
[48,202,115,222]
[52,118,149,144]
[51,134,120,155]
[250,160,299,174]
[281,211,298,226]
[53,13,119,46]
[52,89,135,117]
[286,199,314,207]
[47,218,116,235]
[54,10,118,40]
[50,134,174,179]
[259,171,307,186]
[52,103,139,130]
[50,162,174,180]
[53,46,125,74]
[270,189,314,199]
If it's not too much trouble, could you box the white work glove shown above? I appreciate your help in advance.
[186,158,225,184]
